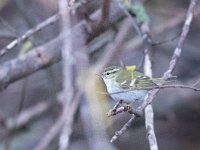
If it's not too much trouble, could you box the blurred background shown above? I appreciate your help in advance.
[0,0,200,150]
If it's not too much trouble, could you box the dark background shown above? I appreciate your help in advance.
[0,0,200,150]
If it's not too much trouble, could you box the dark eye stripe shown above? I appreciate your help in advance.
[106,71,117,75]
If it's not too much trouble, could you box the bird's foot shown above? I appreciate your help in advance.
[107,100,123,117]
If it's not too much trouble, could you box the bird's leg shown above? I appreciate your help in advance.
[107,100,123,117]
[113,100,123,110]
[107,100,143,117]
[119,103,143,117]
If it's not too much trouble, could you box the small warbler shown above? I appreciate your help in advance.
[100,65,176,106]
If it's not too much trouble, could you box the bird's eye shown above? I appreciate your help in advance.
[106,72,110,75]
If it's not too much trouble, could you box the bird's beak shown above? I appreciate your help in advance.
[96,74,103,79]
[96,74,101,77]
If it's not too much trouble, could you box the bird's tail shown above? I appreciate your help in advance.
[153,76,177,86]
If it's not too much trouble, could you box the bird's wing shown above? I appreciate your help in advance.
[134,71,158,88]
[115,68,134,89]
[116,70,159,89]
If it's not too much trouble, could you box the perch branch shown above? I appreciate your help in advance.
[134,2,158,149]
[140,0,197,110]
[1,1,197,93]
[110,0,197,144]
[110,1,158,147]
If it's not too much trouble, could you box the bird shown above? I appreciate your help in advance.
[100,65,176,107]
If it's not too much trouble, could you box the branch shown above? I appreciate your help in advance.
[98,83,200,98]
[110,1,158,147]
[34,94,79,150]
[0,101,51,131]
[140,0,197,110]
[132,2,158,149]
[110,114,136,143]
[96,19,132,73]
[0,36,61,90]
[0,4,124,91]
[0,14,60,57]
[109,0,197,145]
[164,0,197,78]
[58,0,75,149]
[122,6,200,54]
[139,85,200,91]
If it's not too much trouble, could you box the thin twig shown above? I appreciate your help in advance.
[0,14,60,57]
[0,5,124,91]
[96,19,132,73]
[34,94,80,150]
[110,114,136,143]
[107,105,129,117]
[0,16,21,37]
[116,0,141,35]
[140,0,197,110]
[164,0,197,79]
[99,84,200,96]
[192,78,200,87]
[122,6,200,54]
[109,0,197,145]
[107,100,123,117]
[110,1,158,146]
[4,101,51,131]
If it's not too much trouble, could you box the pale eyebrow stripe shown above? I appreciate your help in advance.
[109,68,120,73]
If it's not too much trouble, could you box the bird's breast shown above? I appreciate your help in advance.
[105,81,147,104]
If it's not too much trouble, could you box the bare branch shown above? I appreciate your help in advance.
[139,85,200,91]
[109,0,197,145]
[34,94,79,150]
[0,16,20,37]
[122,6,200,54]
[109,1,158,147]
[164,0,197,78]
[1,101,51,131]
[145,105,158,150]
[0,14,60,57]
[110,114,136,143]
[96,19,132,73]
[0,4,124,91]
[140,0,197,110]
[134,2,158,149]
[0,36,61,90]
[98,83,200,97]
[58,0,75,149]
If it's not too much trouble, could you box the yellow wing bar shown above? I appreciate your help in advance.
[126,65,136,80]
